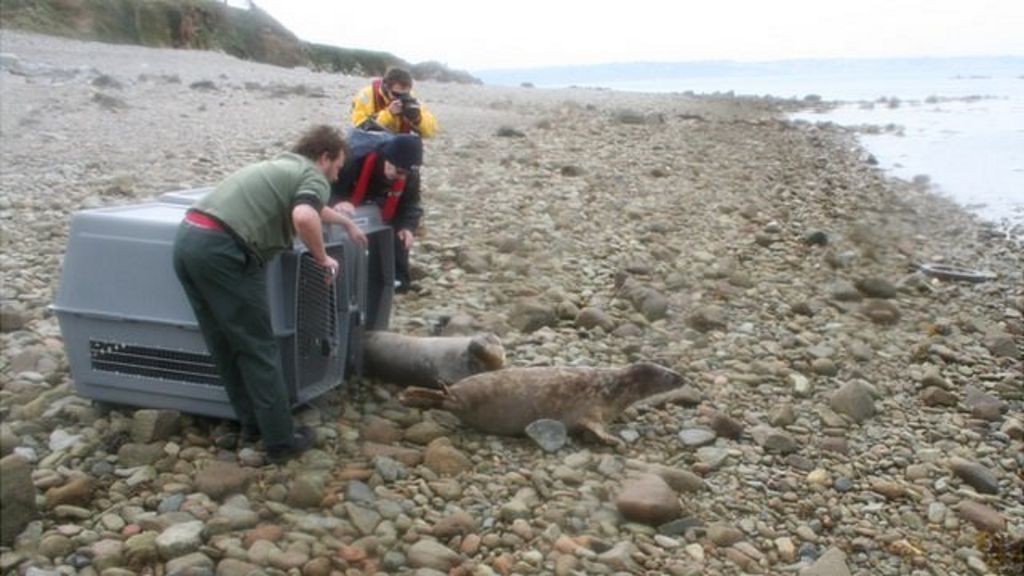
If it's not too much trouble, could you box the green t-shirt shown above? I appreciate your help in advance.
[196,153,328,263]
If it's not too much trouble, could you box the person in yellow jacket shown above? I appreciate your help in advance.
[350,67,438,138]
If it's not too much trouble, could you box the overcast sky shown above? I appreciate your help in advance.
[247,0,1024,71]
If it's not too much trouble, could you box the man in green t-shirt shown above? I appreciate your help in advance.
[173,125,366,464]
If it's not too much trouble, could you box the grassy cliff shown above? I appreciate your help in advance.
[0,0,480,82]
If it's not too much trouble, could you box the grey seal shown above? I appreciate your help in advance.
[400,362,686,445]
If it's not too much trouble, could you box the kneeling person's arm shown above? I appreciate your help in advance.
[319,205,367,247]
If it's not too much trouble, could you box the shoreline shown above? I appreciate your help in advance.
[791,96,1024,243]
[2,31,1022,576]
[521,75,1024,244]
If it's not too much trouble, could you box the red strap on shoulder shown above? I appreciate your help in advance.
[381,177,406,223]
[351,152,378,207]
[371,78,387,112]
[352,152,406,223]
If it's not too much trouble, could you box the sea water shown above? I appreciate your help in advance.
[786,72,1024,237]
[500,60,1024,234]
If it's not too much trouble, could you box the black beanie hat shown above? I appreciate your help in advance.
[380,134,423,172]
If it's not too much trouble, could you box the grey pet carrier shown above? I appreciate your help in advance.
[53,191,394,419]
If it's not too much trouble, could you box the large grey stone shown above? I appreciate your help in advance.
[423,439,472,476]
[124,531,160,568]
[0,454,37,546]
[828,281,862,302]
[156,520,205,560]
[431,510,476,538]
[956,501,1006,532]
[949,457,1000,494]
[345,480,376,504]
[131,409,181,443]
[215,503,260,530]
[855,277,898,298]
[800,547,851,576]
[345,502,381,536]
[0,424,18,456]
[597,541,643,572]
[707,523,744,547]
[637,291,669,321]
[44,473,94,508]
[685,305,726,332]
[92,538,127,572]
[709,413,744,439]
[984,332,1018,359]
[406,539,460,571]
[214,558,263,576]
[575,307,617,332]
[645,464,705,493]
[195,461,252,500]
[678,428,717,448]
[508,301,557,333]
[0,300,30,332]
[404,420,448,445]
[39,533,75,558]
[166,551,215,574]
[117,443,166,468]
[615,474,682,526]
[525,419,568,452]
[750,425,799,454]
[455,247,489,273]
[286,472,327,509]
[964,386,1006,421]
[830,380,876,423]
[861,299,901,325]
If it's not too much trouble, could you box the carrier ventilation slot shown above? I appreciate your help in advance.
[90,340,220,386]
[296,252,339,387]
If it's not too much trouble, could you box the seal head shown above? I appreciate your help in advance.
[607,362,686,408]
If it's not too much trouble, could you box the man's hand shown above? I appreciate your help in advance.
[346,221,368,247]
[317,254,340,284]
[320,205,367,247]
[387,99,403,116]
[333,201,355,216]
[397,229,415,250]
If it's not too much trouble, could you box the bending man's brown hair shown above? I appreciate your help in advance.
[292,125,349,162]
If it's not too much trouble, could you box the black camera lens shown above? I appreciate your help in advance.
[402,99,421,121]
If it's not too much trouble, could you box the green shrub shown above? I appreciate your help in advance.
[0,0,479,82]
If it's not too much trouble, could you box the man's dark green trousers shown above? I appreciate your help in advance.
[172,222,294,448]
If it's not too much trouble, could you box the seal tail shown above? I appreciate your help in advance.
[399,386,450,409]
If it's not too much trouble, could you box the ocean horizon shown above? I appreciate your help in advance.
[478,57,1024,238]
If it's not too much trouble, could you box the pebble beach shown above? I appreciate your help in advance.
[1,30,1022,576]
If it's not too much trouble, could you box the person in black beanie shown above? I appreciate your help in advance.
[331,133,424,293]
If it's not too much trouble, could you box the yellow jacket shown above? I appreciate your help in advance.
[350,80,438,138]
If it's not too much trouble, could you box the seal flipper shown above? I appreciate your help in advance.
[576,417,623,447]
[468,333,506,370]
[399,387,449,410]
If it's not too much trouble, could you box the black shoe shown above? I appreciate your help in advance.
[265,426,316,464]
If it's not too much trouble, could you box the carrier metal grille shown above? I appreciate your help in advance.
[296,252,339,387]
[90,340,220,386]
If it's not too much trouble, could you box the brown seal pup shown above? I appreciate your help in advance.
[399,362,685,445]
[363,331,505,388]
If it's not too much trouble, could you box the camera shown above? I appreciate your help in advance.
[395,93,421,122]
